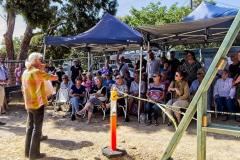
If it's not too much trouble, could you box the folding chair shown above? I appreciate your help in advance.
[118,96,128,120]
[53,88,70,112]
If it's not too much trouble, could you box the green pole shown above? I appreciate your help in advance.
[162,10,240,160]
[197,92,207,160]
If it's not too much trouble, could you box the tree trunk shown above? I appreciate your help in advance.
[3,10,16,60]
[3,10,16,85]
[18,24,33,60]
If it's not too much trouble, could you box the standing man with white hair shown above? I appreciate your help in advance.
[22,52,58,159]
[116,48,128,76]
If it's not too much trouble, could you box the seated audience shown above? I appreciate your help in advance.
[100,60,113,75]
[103,73,115,90]
[123,70,133,89]
[229,53,240,79]
[111,75,129,121]
[69,77,86,121]
[145,73,166,126]
[214,70,236,120]
[160,60,172,80]
[60,75,73,91]
[82,72,94,93]
[179,51,201,85]
[77,76,107,124]
[128,72,146,114]
[56,65,65,91]
[190,68,205,96]
[167,70,190,125]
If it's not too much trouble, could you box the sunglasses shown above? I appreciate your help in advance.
[175,74,180,77]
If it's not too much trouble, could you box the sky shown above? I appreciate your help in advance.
[0,0,239,45]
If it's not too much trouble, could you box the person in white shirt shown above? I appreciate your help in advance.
[116,49,128,76]
[128,72,146,114]
[214,69,236,120]
[147,50,160,80]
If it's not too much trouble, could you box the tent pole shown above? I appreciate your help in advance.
[43,45,47,60]
[88,51,90,72]
[138,46,143,123]
[147,41,150,87]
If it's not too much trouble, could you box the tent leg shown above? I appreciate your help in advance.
[138,46,143,123]
[147,41,150,87]
[88,52,90,72]
[43,45,47,60]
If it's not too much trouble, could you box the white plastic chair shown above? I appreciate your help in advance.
[53,88,70,112]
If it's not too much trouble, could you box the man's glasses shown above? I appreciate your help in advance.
[175,74,179,77]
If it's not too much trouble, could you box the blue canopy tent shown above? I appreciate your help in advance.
[44,12,144,122]
[44,13,143,52]
[138,1,239,46]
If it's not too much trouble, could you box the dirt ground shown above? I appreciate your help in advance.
[0,103,240,160]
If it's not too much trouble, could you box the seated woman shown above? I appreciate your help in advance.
[145,73,166,126]
[167,70,190,125]
[77,76,107,124]
[128,72,146,114]
[82,72,94,93]
[60,74,73,91]
[69,77,86,121]
[103,73,115,89]
[111,75,129,121]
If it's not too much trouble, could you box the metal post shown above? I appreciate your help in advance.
[147,41,150,87]
[88,52,90,72]
[43,45,47,60]
[138,47,143,122]
[162,9,240,160]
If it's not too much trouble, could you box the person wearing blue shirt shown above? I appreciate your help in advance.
[70,77,86,121]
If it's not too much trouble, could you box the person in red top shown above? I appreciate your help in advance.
[145,73,166,126]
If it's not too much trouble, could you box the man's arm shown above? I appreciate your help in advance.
[37,69,58,81]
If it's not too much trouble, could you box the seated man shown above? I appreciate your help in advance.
[214,69,236,120]
[128,72,146,115]
[111,75,129,121]
[190,68,205,97]
[145,73,166,126]
[69,77,86,121]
